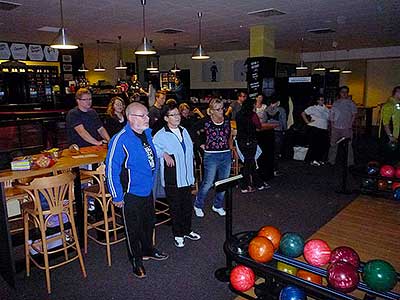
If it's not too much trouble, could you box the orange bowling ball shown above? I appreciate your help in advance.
[248,236,274,263]
[297,269,323,284]
[257,226,282,250]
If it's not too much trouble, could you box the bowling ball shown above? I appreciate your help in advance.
[361,178,376,190]
[230,265,256,292]
[248,236,274,263]
[393,187,400,201]
[380,165,395,177]
[395,167,400,178]
[297,269,322,284]
[363,259,397,292]
[258,226,282,250]
[277,262,298,275]
[327,261,359,293]
[391,181,400,191]
[367,161,380,175]
[377,180,388,190]
[279,233,305,258]
[330,246,360,269]
[303,239,331,267]
[279,285,306,300]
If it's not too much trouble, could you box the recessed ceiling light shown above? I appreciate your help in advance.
[37,26,60,33]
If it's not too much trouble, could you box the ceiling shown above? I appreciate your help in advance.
[1,0,399,55]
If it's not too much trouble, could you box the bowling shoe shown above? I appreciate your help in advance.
[194,206,204,217]
[184,231,201,241]
[133,265,146,279]
[174,237,185,248]
[212,206,226,216]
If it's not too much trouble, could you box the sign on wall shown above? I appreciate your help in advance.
[0,43,11,60]
[10,43,28,60]
[1,41,60,62]
[202,60,223,82]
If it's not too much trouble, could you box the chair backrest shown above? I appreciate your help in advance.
[80,164,107,196]
[16,172,75,218]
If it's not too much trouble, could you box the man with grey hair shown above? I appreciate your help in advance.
[106,102,168,279]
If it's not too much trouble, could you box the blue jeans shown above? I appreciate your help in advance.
[194,151,232,209]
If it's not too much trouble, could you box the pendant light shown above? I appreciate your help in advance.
[192,12,210,60]
[329,41,340,73]
[296,38,308,70]
[146,61,158,71]
[135,0,156,55]
[50,0,78,49]
[341,50,352,74]
[94,40,106,72]
[78,43,89,72]
[314,42,326,72]
[171,43,181,73]
[115,36,127,70]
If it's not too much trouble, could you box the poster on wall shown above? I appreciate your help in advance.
[10,43,28,60]
[0,42,11,60]
[202,60,222,82]
[62,55,72,63]
[233,60,246,82]
[43,46,59,61]
[63,64,73,72]
[28,45,44,61]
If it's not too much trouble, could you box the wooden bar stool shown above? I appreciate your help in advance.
[16,172,87,294]
[81,164,125,267]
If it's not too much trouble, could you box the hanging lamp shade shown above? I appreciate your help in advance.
[78,63,89,72]
[50,1,77,49]
[192,12,210,60]
[146,61,158,71]
[341,68,352,74]
[296,61,308,70]
[135,0,156,55]
[115,36,127,70]
[329,65,341,73]
[314,64,326,71]
[94,40,106,72]
[171,62,181,73]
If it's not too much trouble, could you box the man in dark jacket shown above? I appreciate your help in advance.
[106,102,168,279]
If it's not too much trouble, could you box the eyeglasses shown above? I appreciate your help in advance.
[167,113,181,117]
[211,107,224,112]
[78,98,92,101]
[130,113,149,118]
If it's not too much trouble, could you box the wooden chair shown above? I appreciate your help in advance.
[16,172,87,294]
[81,164,125,267]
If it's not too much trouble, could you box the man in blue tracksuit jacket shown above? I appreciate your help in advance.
[106,102,168,279]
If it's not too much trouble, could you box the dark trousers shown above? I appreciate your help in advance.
[256,130,275,181]
[165,186,192,237]
[307,126,329,162]
[122,193,155,267]
[238,140,263,189]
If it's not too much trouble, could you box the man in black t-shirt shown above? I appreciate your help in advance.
[66,88,110,147]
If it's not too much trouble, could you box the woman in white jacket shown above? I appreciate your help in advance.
[153,102,201,248]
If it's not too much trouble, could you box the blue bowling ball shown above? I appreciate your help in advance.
[279,233,304,258]
[279,285,306,300]
[393,187,400,201]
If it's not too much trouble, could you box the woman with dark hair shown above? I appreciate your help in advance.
[153,102,200,248]
[103,96,126,137]
[301,95,330,166]
[236,99,267,193]
[255,93,267,123]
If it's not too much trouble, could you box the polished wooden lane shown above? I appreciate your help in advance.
[0,145,107,287]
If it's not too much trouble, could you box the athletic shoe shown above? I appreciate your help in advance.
[132,265,146,279]
[142,249,169,261]
[241,187,255,193]
[274,171,283,176]
[194,206,204,218]
[174,237,185,248]
[184,231,201,241]
[310,160,321,166]
[263,182,271,189]
[212,206,226,216]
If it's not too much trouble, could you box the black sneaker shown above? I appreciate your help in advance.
[132,265,146,279]
[143,249,169,261]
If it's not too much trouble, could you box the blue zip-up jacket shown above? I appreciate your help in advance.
[106,124,158,202]
[153,125,195,188]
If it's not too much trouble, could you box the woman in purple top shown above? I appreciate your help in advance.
[193,99,232,218]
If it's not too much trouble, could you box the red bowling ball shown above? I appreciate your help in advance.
[395,167,400,178]
[230,265,256,292]
[330,246,360,269]
[303,239,331,267]
[391,181,400,191]
[327,261,359,293]
[380,165,395,177]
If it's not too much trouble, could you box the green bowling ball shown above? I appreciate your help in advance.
[362,260,397,292]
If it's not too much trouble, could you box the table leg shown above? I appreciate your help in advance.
[0,181,16,287]
[72,167,84,245]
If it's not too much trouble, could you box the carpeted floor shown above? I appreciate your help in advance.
[0,160,357,300]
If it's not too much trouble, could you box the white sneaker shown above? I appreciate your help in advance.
[212,206,226,216]
[184,231,201,241]
[310,160,321,166]
[193,206,204,218]
[174,237,185,248]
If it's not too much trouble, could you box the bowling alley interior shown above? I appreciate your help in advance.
[0,0,399,299]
